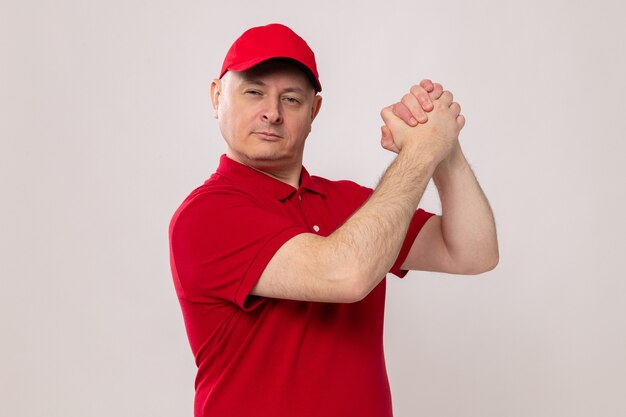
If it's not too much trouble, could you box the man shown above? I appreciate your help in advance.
[169,23,498,417]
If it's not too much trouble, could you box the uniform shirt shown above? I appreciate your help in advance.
[169,154,434,417]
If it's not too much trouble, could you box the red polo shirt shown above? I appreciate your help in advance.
[169,155,434,417]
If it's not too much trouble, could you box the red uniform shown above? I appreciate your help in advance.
[169,155,433,416]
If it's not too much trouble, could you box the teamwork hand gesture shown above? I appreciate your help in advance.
[380,79,465,163]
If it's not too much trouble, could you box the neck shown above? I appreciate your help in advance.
[256,164,302,188]
[225,153,302,188]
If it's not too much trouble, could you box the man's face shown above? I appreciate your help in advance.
[211,62,322,173]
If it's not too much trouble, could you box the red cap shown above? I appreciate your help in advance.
[219,23,322,92]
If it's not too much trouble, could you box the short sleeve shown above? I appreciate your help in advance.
[169,188,307,310]
[389,208,435,278]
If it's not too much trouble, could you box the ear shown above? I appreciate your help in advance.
[310,94,323,123]
[210,79,221,118]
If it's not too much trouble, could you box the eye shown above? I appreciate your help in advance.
[282,96,301,104]
[244,90,262,96]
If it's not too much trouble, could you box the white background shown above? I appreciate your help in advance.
[2,0,625,416]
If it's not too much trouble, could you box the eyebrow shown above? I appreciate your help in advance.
[241,79,307,94]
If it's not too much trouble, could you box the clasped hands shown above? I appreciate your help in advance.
[380,79,465,164]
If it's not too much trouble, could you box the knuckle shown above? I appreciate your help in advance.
[410,84,425,96]
[391,102,404,116]
[420,79,432,89]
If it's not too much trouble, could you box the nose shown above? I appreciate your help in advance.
[262,96,283,124]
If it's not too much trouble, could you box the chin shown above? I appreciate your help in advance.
[246,144,293,161]
[248,151,300,171]
[228,141,302,170]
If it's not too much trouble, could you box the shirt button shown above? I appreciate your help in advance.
[313,225,320,232]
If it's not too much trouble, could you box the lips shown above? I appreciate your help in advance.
[253,131,282,140]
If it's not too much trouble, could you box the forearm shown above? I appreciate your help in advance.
[433,145,499,273]
[254,145,436,303]
[325,145,436,298]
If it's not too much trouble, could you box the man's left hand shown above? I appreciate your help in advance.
[381,79,445,154]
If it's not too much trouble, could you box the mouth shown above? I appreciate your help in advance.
[253,131,282,141]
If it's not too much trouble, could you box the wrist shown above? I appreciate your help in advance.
[397,150,438,184]
[398,140,439,168]
[433,144,469,183]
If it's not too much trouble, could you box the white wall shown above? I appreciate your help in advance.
[2,0,625,416]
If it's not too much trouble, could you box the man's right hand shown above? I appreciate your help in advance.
[391,79,444,126]
[380,90,464,165]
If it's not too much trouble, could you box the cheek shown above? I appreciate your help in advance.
[297,119,312,136]
[219,109,246,137]
[218,110,241,143]
[290,113,312,135]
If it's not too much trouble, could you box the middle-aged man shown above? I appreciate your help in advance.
[169,23,498,417]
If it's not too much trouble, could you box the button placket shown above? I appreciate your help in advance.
[297,191,321,234]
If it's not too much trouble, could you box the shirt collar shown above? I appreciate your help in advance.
[214,154,326,200]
